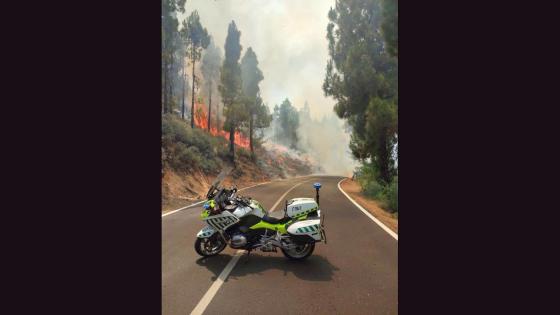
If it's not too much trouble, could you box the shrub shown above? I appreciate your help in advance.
[162,115,226,173]
[357,162,383,198]
[237,148,251,159]
[357,162,398,213]
[200,158,220,174]
[231,167,244,179]
[363,179,384,198]
[385,176,398,213]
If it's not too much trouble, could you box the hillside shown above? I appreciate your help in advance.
[161,115,313,212]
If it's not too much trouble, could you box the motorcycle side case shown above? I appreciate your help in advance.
[286,218,323,241]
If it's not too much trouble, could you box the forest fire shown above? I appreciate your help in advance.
[193,102,250,149]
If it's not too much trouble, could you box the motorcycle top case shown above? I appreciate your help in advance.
[287,219,322,241]
[285,198,318,218]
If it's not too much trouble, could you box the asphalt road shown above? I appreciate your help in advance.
[162,175,398,314]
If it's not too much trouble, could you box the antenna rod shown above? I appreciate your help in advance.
[313,183,322,207]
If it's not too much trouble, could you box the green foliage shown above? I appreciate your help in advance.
[162,0,185,114]
[219,21,243,109]
[385,176,398,212]
[241,47,264,101]
[237,147,251,159]
[357,162,397,213]
[357,162,383,197]
[365,97,397,184]
[162,115,226,173]
[241,48,270,152]
[254,95,272,129]
[323,0,398,184]
[219,21,249,160]
[180,11,210,62]
[272,98,299,149]
[181,10,210,127]
[223,99,250,132]
[381,0,398,57]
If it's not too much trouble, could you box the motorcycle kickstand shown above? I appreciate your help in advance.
[244,249,251,263]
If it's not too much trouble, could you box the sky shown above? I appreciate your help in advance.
[179,0,337,119]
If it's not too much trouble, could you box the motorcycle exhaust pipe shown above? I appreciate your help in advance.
[255,239,295,251]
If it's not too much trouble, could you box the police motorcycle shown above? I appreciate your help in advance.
[195,170,326,260]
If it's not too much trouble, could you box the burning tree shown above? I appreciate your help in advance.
[201,38,222,132]
[180,10,210,128]
[192,101,250,149]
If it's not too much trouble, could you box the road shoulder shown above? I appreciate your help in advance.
[339,178,398,234]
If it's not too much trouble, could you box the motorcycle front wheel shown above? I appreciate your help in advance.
[195,235,226,257]
[281,243,315,260]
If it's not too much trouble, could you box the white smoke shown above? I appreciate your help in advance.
[180,1,357,176]
[296,107,357,176]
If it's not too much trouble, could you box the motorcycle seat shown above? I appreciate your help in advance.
[261,215,291,224]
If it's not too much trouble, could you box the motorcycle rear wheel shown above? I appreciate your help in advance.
[195,235,226,257]
[281,243,315,260]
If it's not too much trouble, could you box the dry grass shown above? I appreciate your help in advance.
[161,143,313,213]
[340,178,398,233]
[161,170,212,212]
[162,157,274,213]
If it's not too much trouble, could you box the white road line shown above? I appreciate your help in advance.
[337,178,398,241]
[190,249,244,315]
[162,180,272,217]
[189,180,308,315]
[161,200,206,217]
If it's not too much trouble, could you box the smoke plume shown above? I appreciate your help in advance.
[181,0,357,176]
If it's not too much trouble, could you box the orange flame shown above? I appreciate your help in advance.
[193,102,251,149]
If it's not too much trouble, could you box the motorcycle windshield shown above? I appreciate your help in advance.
[212,166,233,188]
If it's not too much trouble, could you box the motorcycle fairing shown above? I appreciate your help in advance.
[197,225,217,238]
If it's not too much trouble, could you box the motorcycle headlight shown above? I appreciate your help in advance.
[201,199,215,218]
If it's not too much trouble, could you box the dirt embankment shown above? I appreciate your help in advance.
[340,178,398,233]
[162,149,312,212]
[162,165,269,213]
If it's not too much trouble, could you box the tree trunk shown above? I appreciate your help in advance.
[378,127,391,184]
[217,101,221,133]
[249,113,254,154]
[229,125,235,162]
[163,57,168,114]
[169,57,174,114]
[191,47,196,128]
[207,81,212,132]
[170,53,179,114]
[181,58,186,119]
